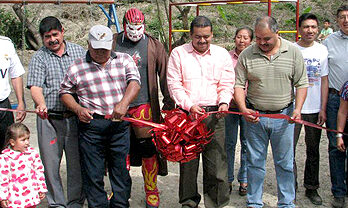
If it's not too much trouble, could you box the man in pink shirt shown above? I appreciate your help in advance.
[167,16,235,208]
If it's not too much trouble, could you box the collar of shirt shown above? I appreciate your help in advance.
[232,49,239,59]
[252,37,289,56]
[229,49,239,67]
[44,40,71,57]
[338,30,348,39]
[85,50,117,67]
[188,42,212,56]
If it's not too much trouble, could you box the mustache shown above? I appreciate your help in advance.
[49,40,59,46]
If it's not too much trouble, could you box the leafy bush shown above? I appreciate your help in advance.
[0,8,24,49]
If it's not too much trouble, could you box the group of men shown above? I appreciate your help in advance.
[0,4,347,208]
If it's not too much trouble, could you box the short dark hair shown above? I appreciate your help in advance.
[234,26,253,41]
[337,5,348,17]
[190,16,212,34]
[39,16,63,36]
[324,19,330,23]
[255,16,278,33]
[299,13,319,27]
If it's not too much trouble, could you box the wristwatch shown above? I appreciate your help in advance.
[336,133,343,138]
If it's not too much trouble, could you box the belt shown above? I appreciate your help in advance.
[92,113,123,122]
[201,106,219,112]
[0,98,9,104]
[48,110,75,119]
[329,88,340,95]
[252,102,293,114]
[92,113,106,119]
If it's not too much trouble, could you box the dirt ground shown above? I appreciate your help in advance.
[9,51,339,207]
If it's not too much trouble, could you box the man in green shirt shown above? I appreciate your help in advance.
[234,16,308,207]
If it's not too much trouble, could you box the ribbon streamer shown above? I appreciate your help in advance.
[210,111,348,136]
[1,107,347,163]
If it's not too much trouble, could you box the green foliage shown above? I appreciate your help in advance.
[147,14,162,38]
[280,3,312,28]
[0,8,24,49]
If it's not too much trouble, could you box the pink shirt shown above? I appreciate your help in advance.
[229,49,247,108]
[229,49,239,68]
[0,147,47,208]
[167,43,235,111]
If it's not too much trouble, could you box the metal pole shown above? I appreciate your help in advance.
[111,4,121,33]
[0,0,114,3]
[268,0,271,16]
[296,0,299,41]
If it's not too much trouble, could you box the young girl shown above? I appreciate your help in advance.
[0,123,47,208]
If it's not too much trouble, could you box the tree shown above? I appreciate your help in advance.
[12,4,42,50]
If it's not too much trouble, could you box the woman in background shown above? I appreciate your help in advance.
[225,26,253,196]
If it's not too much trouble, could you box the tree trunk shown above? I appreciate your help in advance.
[170,0,191,49]
[12,4,42,50]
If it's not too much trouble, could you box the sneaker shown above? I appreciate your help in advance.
[332,197,345,208]
[305,189,322,205]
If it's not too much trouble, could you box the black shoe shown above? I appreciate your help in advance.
[305,189,322,205]
[332,197,345,208]
[239,184,248,196]
[229,183,232,194]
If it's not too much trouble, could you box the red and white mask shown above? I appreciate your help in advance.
[125,23,145,42]
[123,8,145,42]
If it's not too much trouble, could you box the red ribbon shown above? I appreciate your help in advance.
[1,107,347,163]
[210,110,347,136]
[124,109,213,163]
[121,109,348,163]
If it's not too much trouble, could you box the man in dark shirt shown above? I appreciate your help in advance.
[114,8,174,208]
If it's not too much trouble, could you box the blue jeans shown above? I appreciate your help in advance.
[246,105,295,208]
[79,119,131,208]
[326,93,348,197]
[225,108,247,183]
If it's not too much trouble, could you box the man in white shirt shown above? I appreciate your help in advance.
[0,36,26,149]
[293,13,328,206]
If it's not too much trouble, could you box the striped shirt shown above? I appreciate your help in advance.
[235,38,309,111]
[59,51,141,115]
[27,41,86,111]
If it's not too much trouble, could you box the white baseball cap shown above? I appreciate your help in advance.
[88,25,113,50]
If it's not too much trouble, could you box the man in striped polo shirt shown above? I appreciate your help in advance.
[234,16,308,208]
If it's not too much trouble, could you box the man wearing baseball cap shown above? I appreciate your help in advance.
[60,25,141,207]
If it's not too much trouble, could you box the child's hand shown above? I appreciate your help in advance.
[1,200,9,208]
[39,192,46,200]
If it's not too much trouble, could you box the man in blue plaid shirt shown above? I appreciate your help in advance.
[27,16,86,208]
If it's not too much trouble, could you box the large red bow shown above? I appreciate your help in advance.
[151,109,213,163]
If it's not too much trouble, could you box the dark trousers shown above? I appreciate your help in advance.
[293,113,322,190]
[0,98,14,149]
[79,119,131,208]
[326,93,348,197]
[179,114,229,208]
